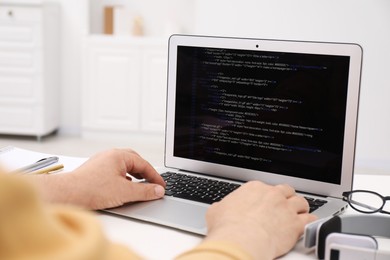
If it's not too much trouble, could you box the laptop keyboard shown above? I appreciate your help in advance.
[161,172,240,204]
[161,172,327,212]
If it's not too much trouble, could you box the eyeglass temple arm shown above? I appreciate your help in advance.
[348,199,378,211]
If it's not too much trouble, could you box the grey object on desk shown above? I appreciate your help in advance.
[17,156,59,173]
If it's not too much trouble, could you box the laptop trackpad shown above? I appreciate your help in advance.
[111,198,209,233]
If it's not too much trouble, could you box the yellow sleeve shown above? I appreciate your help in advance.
[176,241,253,260]
[0,172,142,260]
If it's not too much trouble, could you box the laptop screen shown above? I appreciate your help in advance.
[173,45,350,184]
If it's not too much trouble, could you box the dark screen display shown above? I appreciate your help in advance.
[173,46,350,184]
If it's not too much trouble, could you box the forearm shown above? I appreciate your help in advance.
[28,173,90,208]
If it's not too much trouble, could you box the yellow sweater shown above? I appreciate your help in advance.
[0,173,252,260]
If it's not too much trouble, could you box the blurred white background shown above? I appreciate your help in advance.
[1,0,389,174]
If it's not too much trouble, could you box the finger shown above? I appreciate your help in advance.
[125,182,165,202]
[122,150,166,187]
[297,213,318,235]
[288,195,310,213]
[275,184,296,198]
[302,213,318,224]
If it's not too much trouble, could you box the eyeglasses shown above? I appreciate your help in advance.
[342,190,390,214]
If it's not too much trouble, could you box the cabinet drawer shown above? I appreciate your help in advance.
[0,105,35,128]
[0,6,42,22]
[0,6,42,44]
[0,50,34,68]
[0,48,42,72]
[0,25,35,43]
[0,74,36,100]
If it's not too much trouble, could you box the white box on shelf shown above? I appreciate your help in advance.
[113,7,134,36]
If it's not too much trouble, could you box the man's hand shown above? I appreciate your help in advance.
[204,181,317,260]
[33,149,166,210]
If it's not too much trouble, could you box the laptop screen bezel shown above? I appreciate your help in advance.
[164,34,362,198]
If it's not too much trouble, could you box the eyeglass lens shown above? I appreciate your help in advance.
[348,191,384,213]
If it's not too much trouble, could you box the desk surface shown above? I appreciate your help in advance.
[97,174,390,259]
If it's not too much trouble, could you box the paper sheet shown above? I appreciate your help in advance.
[0,146,87,174]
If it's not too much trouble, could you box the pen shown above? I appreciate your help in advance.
[29,164,64,175]
[16,156,59,174]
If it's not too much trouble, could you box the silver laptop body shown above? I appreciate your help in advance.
[104,35,363,235]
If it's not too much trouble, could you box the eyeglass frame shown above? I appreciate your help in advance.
[342,190,390,215]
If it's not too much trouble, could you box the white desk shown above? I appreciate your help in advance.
[97,174,390,259]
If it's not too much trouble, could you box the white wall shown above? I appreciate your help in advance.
[49,0,88,135]
[193,0,390,171]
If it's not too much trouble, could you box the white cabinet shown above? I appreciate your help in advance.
[82,36,167,137]
[141,47,168,131]
[0,4,60,139]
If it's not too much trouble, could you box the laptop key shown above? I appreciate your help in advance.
[161,172,241,205]
[164,190,175,196]
[173,193,215,204]
[304,196,328,213]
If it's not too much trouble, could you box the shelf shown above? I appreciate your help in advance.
[88,0,195,37]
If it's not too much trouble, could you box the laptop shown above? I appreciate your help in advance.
[104,35,363,235]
